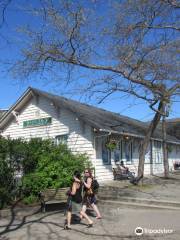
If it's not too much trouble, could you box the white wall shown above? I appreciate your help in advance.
[2,94,180,181]
[2,95,95,165]
[95,136,180,180]
[94,137,142,181]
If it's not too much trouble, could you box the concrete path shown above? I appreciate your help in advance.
[1,171,180,240]
[100,171,180,203]
[0,205,180,240]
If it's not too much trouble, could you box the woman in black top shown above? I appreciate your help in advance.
[64,171,93,230]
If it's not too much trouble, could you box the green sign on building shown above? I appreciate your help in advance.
[23,117,52,128]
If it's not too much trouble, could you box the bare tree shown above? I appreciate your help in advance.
[12,0,180,178]
[0,0,12,41]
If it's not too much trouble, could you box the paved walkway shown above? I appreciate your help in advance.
[0,171,180,240]
[101,171,180,202]
[0,205,180,240]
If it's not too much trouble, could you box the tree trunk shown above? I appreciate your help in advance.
[138,101,163,177]
[162,103,169,178]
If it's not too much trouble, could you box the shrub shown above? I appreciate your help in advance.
[22,143,91,198]
[0,157,15,209]
[0,137,91,206]
[22,195,39,205]
[22,138,54,174]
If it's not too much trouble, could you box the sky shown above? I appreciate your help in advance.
[0,0,179,122]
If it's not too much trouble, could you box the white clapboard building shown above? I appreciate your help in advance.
[0,87,180,181]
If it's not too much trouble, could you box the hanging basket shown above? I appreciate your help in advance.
[106,140,117,151]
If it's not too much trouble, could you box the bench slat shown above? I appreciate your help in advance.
[40,188,68,201]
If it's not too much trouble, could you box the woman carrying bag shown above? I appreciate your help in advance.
[64,170,93,230]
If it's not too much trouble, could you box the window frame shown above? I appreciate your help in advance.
[124,140,133,164]
[55,134,68,145]
[114,140,123,163]
[102,138,111,165]
[153,140,163,164]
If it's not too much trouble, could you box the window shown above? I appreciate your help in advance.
[102,138,111,165]
[124,140,133,164]
[144,141,152,164]
[55,134,68,145]
[154,140,163,164]
[114,141,122,162]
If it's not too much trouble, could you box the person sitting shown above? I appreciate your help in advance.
[118,161,135,179]
[119,161,129,174]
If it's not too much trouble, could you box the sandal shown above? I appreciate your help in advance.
[64,224,71,230]
[87,223,93,228]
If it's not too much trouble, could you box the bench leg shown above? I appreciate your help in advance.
[41,202,46,213]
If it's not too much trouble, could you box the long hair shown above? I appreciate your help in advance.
[86,168,93,178]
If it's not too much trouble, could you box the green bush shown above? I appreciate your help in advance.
[22,195,39,205]
[0,137,91,207]
[22,138,54,174]
[0,157,15,209]
[22,143,90,197]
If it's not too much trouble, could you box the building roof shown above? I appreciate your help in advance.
[156,119,180,141]
[0,110,8,119]
[166,119,180,140]
[0,87,180,144]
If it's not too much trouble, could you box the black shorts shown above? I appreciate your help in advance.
[83,194,96,206]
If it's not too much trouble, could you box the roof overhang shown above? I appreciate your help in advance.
[99,128,180,145]
[1,86,180,146]
[0,87,34,130]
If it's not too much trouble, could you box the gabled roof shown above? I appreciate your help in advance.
[166,119,180,140]
[0,110,8,119]
[0,87,180,144]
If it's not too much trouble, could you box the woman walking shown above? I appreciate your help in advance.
[81,169,102,220]
[64,170,93,230]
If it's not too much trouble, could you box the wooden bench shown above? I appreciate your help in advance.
[113,167,129,180]
[112,167,135,180]
[39,188,68,212]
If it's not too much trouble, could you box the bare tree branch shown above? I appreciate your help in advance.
[5,0,180,179]
[0,0,11,28]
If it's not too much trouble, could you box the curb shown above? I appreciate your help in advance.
[98,196,180,208]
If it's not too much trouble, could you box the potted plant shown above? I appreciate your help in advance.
[106,140,117,151]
